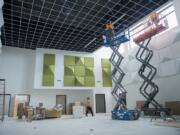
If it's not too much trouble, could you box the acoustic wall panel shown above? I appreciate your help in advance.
[103,77,112,87]
[42,54,55,86]
[85,67,94,76]
[84,57,94,67]
[101,59,111,68]
[64,55,75,66]
[74,66,85,76]
[102,68,111,78]
[64,55,95,87]
[64,76,75,86]
[159,60,177,76]
[101,58,112,87]
[75,77,85,86]
[171,42,180,59]
[75,57,84,66]
[64,66,74,76]
[85,77,95,86]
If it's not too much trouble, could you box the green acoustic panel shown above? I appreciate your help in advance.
[64,66,74,76]
[85,67,94,77]
[64,76,75,86]
[101,58,111,68]
[64,55,95,87]
[103,77,112,87]
[85,77,95,87]
[42,54,55,86]
[74,66,85,76]
[75,77,85,86]
[43,65,55,75]
[64,55,75,66]
[75,57,84,66]
[101,58,112,87]
[102,68,111,78]
[43,75,54,86]
[84,57,94,67]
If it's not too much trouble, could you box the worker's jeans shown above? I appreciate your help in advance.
[86,107,94,116]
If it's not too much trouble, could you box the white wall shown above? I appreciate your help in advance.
[34,48,94,89]
[122,26,180,108]
[1,27,180,114]
[0,46,35,94]
[34,47,114,113]
[1,1,180,115]
[0,46,114,115]
[174,0,180,26]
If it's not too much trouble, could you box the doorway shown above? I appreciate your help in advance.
[13,94,30,117]
[0,94,11,117]
[95,94,106,113]
[56,95,66,114]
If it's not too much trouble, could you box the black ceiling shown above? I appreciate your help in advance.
[1,0,169,52]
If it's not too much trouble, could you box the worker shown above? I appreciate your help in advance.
[84,97,94,117]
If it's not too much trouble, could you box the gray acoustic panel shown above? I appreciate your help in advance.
[175,58,180,74]
[159,60,177,77]
[131,71,141,83]
[121,65,129,73]
[128,55,134,61]
[161,57,172,63]
[159,47,173,63]
[128,59,140,72]
[149,28,177,50]
[122,73,132,85]
[154,64,162,79]
[171,42,180,59]
[150,50,160,66]
[173,33,180,44]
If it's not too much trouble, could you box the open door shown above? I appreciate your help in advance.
[95,94,106,113]
[56,95,66,114]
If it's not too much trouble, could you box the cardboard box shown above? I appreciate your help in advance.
[165,101,180,115]
[136,100,145,109]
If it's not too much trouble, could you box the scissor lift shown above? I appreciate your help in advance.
[135,38,170,116]
[103,22,140,120]
[133,12,175,119]
[0,79,5,122]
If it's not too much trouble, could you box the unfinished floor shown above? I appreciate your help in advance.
[0,115,180,135]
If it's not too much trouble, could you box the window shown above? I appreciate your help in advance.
[127,3,178,49]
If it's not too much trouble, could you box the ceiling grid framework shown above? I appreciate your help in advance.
[2,0,169,52]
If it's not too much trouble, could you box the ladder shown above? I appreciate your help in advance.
[0,79,5,122]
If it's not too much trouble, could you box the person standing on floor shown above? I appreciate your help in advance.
[85,97,94,116]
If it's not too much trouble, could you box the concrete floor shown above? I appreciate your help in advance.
[0,115,180,135]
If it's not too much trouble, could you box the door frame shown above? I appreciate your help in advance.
[0,94,11,117]
[13,94,31,117]
[95,94,106,113]
[15,94,31,102]
[56,95,67,114]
